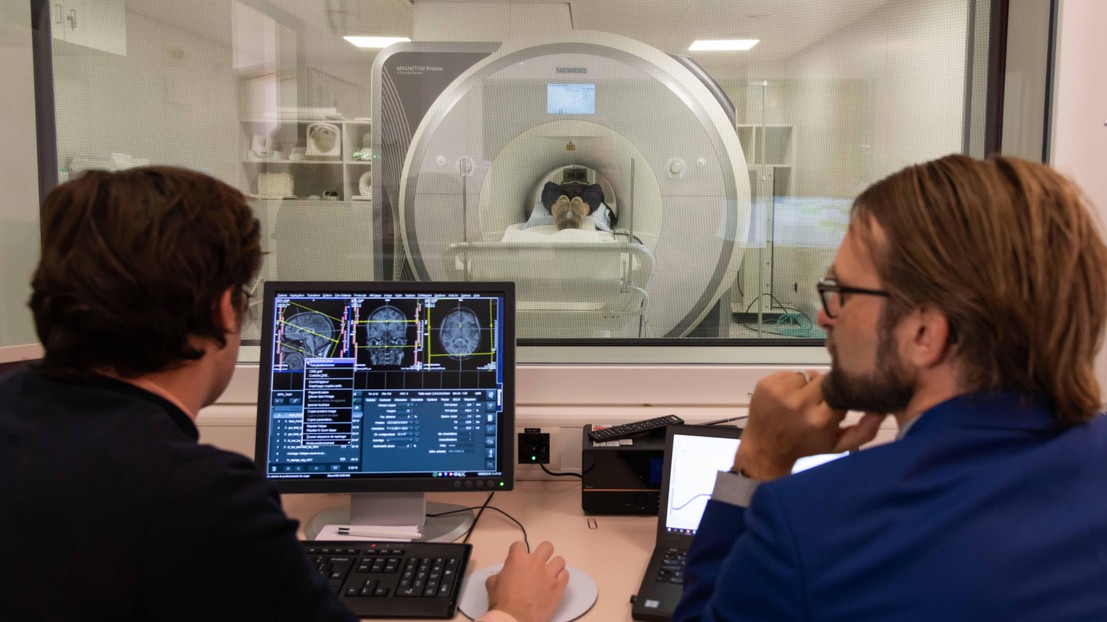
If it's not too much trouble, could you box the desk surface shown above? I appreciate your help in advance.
[282,480,657,621]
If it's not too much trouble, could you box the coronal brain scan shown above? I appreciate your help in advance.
[439,307,482,359]
[279,311,336,370]
[366,305,409,365]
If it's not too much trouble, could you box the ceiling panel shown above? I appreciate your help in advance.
[124,0,895,77]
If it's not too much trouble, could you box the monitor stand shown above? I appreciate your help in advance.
[304,492,475,543]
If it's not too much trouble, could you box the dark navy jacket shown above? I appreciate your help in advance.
[0,366,356,622]
[673,392,1107,621]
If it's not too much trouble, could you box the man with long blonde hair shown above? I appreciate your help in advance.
[675,154,1107,621]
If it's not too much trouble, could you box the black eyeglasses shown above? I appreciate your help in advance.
[816,278,891,318]
[237,276,262,310]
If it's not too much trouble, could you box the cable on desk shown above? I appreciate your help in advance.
[481,506,530,553]
[702,415,748,426]
[462,492,494,544]
[427,501,530,552]
[538,462,583,478]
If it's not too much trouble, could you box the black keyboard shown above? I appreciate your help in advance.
[307,540,472,619]
[655,548,686,585]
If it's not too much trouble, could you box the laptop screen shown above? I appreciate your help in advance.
[662,428,850,536]
[663,432,741,535]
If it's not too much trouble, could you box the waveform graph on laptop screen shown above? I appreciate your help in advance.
[665,434,741,535]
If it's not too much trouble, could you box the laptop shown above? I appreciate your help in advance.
[631,424,849,621]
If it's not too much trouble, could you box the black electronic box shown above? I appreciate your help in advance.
[581,424,665,515]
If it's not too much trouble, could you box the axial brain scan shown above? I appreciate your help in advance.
[366,305,408,365]
[279,311,336,370]
[440,307,482,359]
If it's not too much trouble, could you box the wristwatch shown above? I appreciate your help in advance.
[728,465,755,479]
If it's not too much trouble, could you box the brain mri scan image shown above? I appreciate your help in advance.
[279,311,337,370]
[366,305,409,365]
[439,307,482,359]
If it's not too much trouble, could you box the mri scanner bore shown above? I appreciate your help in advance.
[391,31,752,339]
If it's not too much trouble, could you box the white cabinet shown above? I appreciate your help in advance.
[50,0,127,56]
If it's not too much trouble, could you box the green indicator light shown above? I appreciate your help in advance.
[499,481,505,487]
[531,455,537,461]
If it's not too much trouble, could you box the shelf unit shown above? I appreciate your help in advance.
[736,124,794,196]
[732,124,799,322]
[240,118,373,201]
[236,118,378,345]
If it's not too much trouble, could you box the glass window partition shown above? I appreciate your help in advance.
[1,1,41,350]
[42,0,1005,365]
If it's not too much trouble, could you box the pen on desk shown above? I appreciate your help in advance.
[336,525,422,538]
[702,415,749,426]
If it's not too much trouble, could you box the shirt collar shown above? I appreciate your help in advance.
[895,413,923,440]
[85,373,200,440]
[897,390,1057,441]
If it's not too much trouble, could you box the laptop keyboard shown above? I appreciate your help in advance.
[655,548,687,584]
[307,540,471,619]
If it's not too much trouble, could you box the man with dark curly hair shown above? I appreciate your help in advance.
[0,166,567,622]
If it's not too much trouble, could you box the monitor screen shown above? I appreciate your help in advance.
[547,83,595,114]
[254,281,516,539]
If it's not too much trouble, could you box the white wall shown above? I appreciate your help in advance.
[1050,0,1107,397]
[776,0,969,198]
[0,1,40,347]
[52,7,241,186]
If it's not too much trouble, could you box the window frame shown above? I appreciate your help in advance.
[22,0,1047,410]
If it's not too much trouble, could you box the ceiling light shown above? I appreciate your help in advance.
[344,36,411,49]
[689,39,760,51]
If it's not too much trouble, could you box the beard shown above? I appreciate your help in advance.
[821,318,914,414]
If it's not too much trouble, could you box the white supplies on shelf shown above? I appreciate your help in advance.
[257,172,294,198]
[68,153,150,173]
[306,123,341,158]
[241,118,371,200]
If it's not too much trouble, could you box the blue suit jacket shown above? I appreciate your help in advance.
[672,392,1107,621]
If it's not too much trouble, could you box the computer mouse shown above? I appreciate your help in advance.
[457,562,598,622]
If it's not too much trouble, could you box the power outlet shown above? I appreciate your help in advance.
[518,427,550,464]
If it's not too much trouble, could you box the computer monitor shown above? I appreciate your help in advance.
[547,83,596,114]
[254,281,515,542]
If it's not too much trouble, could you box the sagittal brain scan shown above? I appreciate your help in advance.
[439,307,482,359]
[366,304,409,365]
[279,311,337,370]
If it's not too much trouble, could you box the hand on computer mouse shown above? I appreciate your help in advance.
[485,541,569,622]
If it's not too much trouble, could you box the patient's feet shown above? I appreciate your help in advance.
[552,195,584,230]
[553,196,589,230]
[552,195,570,218]
[569,197,589,220]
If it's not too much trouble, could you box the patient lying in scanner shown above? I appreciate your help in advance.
[541,178,605,230]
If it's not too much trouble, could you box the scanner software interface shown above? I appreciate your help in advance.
[262,289,507,480]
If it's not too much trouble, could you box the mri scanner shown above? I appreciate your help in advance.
[379,31,751,338]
